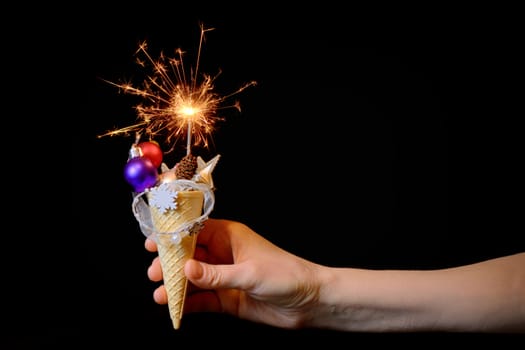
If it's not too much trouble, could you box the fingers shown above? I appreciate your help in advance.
[147,256,163,282]
[144,237,157,252]
[153,285,168,304]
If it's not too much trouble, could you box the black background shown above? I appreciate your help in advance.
[4,4,524,347]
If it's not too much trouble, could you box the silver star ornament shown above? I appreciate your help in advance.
[194,154,221,189]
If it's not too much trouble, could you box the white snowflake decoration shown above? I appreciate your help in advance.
[149,182,178,213]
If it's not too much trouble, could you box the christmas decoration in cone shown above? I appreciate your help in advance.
[100,24,254,329]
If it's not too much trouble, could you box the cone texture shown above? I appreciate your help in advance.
[148,190,204,329]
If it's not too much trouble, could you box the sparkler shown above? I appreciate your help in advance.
[99,23,256,156]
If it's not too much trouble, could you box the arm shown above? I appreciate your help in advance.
[147,219,525,333]
[312,252,525,333]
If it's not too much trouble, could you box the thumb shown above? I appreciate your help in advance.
[184,259,249,290]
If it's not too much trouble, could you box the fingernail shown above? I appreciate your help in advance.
[194,261,204,278]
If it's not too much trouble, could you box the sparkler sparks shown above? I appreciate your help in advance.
[99,24,256,155]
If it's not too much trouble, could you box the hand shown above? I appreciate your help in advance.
[145,218,322,329]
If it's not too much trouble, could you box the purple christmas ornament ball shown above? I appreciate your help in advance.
[124,156,158,192]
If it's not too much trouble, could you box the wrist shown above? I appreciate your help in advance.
[305,265,357,330]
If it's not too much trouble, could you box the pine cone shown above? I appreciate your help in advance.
[175,154,198,180]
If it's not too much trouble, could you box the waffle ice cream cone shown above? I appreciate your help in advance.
[148,190,204,329]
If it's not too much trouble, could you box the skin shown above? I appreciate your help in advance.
[145,218,525,333]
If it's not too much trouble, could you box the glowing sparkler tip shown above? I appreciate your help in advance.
[181,106,197,116]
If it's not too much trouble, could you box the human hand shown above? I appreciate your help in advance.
[145,218,322,329]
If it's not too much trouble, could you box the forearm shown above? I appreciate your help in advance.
[308,253,525,333]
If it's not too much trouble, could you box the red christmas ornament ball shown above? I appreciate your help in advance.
[138,141,163,168]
